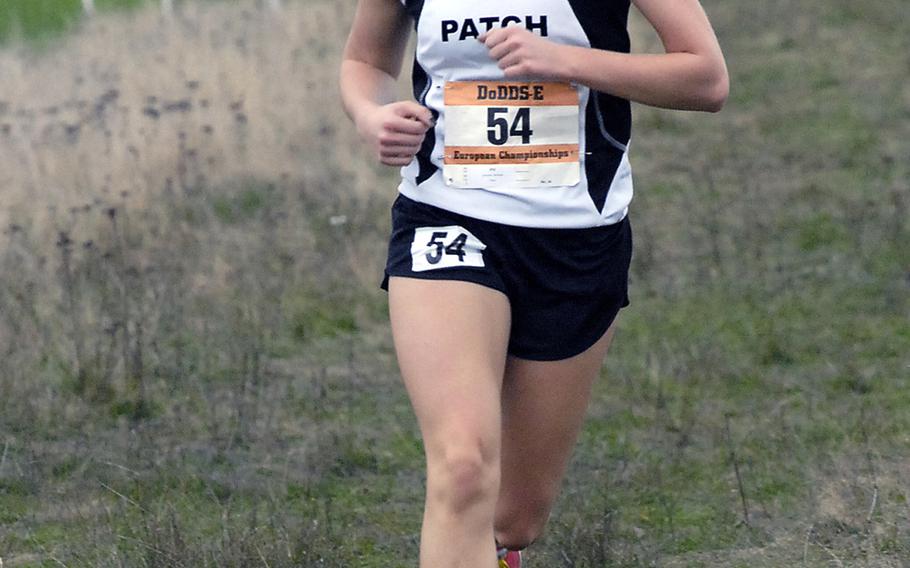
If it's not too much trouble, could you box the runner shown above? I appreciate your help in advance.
[340,1,728,566]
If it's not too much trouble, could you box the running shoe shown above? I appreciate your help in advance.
[497,547,521,568]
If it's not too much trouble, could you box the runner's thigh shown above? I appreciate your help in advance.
[388,277,511,462]
[496,323,617,517]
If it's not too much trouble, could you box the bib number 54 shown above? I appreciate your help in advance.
[487,107,534,146]
[425,231,468,264]
[411,226,486,272]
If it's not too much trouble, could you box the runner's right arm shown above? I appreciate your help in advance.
[340,0,434,166]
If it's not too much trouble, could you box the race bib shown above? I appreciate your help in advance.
[443,81,580,189]
[410,226,486,272]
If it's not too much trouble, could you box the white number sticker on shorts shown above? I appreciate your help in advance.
[411,226,486,272]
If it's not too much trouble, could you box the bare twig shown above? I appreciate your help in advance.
[99,482,148,513]
[817,541,845,568]
[254,542,271,568]
[100,460,140,476]
[115,534,183,567]
[866,484,879,525]
[724,414,751,527]
[858,404,881,525]
[57,231,88,393]
[0,440,8,473]
[802,524,813,567]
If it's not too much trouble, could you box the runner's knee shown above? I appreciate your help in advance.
[495,492,555,549]
[427,443,499,513]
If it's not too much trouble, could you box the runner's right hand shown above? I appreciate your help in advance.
[356,101,434,166]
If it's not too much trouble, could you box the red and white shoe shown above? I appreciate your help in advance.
[497,548,522,568]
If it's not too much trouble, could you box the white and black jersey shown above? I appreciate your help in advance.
[398,0,634,228]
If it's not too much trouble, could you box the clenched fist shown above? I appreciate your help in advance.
[356,101,434,167]
[479,26,572,80]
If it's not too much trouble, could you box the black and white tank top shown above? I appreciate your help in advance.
[398,0,634,228]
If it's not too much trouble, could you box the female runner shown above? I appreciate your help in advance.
[340,0,727,566]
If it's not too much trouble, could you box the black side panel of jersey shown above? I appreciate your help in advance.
[403,0,439,186]
[568,0,633,212]
[412,62,439,186]
[402,0,425,25]
[568,0,632,146]
[569,0,632,52]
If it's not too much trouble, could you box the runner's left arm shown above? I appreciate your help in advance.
[479,0,728,113]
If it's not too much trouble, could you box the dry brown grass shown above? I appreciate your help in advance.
[0,0,384,255]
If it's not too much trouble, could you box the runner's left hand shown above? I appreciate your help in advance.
[479,27,572,80]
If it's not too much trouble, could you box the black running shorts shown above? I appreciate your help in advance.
[381,194,632,361]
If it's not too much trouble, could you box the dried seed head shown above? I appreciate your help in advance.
[64,123,81,142]
[163,99,192,113]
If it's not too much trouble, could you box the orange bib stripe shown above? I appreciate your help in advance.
[445,144,580,165]
[444,81,579,107]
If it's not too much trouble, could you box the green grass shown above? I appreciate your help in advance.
[0,0,83,42]
[0,0,243,43]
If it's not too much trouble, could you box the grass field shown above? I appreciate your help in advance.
[0,0,908,566]
[0,0,149,43]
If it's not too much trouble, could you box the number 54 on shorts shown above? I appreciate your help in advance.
[410,226,487,272]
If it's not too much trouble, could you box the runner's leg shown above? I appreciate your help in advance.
[494,323,618,550]
[389,277,512,568]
